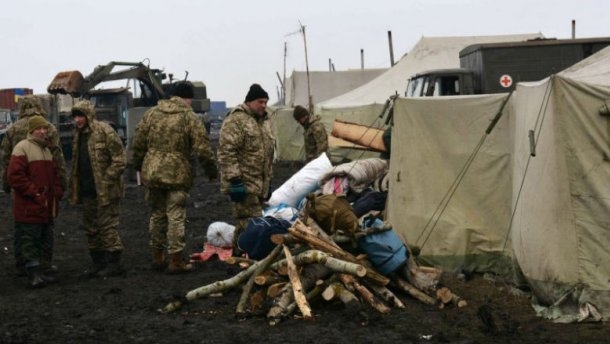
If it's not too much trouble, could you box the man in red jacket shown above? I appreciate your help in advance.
[7,116,64,288]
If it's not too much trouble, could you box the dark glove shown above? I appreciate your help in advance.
[229,178,247,202]
[2,180,10,194]
[352,191,388,218]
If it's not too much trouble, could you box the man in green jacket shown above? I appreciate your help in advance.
[69,100,126,278]
[218,84,274,256]
[293,105,329,162]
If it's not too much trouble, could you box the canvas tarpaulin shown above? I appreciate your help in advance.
[387,94,513,275]
[508,47,610,322]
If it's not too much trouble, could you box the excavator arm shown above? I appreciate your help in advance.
[47,61,168,101]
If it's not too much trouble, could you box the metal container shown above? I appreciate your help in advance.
[0,88,34,110]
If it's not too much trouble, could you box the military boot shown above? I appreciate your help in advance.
[151,249,166,272]
[79,250,107,279]
[166,251,192,274]
[98,251,125,277]
[26,266,47,289]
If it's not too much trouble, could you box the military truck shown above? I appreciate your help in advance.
[0,108,15,142]
[406,37,610,97]
[45,61,210,158]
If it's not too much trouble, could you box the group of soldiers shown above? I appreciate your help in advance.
[1,82,328,289]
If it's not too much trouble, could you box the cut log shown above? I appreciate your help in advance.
[236,245,283,315]
[362,279,406,309]
[158,245,280,314]
[436,287,467,308]
[254,273,285,286]
[271,250,366,278]
[322,282,359,306]
[266,282,288,299]
[339,274,390,314]
[267,264,331,323]
[282,245,312,320]
[391,275,436,306]
[290,220,389,286]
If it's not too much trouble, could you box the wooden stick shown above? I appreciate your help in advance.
[158,245,280,314]
[322,281,359,306]
[362,279,406,309]
[289,220,390,286]
[282,245,312,320]
[339,274,390,314]
[236,245,283,315]
[271,250,366,277]
[271,280,325,326]
[391,275,436,306]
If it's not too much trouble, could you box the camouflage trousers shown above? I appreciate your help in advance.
[81,197,124,252]
[146,188,189,255]
[231,193,264,247]
[15,222,54,268]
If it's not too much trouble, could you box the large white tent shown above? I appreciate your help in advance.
[315,34,543,162]
[386,46,610,322]
[318,33,543,109]
[284,69,387,108]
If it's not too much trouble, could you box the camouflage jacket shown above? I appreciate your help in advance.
[68,100,126,206]
[217,103,274,197]
[1,111,67,192]
[303,115,329,162]
[131,96,216,190]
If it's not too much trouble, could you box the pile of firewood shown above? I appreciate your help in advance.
[159,218,466,325]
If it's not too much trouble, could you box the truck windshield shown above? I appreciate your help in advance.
[406,77,424,97]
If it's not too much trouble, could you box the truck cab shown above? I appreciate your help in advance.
[406,68,476,97]
[0,108,16,142]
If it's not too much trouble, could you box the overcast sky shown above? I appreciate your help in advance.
[1,0,609,107]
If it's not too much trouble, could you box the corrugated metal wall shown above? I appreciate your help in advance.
[0,88,34,110]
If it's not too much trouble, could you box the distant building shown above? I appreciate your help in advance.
[209,101,227,121]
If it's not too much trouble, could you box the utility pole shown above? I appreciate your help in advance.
[283,41,287,104]
[300,22,313,114]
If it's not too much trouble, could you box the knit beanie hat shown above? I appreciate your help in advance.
[244,84,269,102]
[28,115,48,133]
[293,105,310,121]
[172,81,195,99]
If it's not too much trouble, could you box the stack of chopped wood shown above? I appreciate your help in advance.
[159,218,466,324]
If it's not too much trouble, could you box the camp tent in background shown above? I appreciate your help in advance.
[284,69,387,108]
[387,46,610,322]
[315,33,543,162]
[508,46,610,322]
[387,93,513,276]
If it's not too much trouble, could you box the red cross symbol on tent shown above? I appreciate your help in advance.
[500,74,513,88]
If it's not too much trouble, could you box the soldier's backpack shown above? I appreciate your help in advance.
[305,193,359,238]
[357,218,409,275]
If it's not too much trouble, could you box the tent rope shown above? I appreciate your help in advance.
[415,91,515,249]
[501,76,554,251]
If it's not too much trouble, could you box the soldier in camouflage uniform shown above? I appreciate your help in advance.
[131,81,217,274]
[293,105,329,163]
[1,95,67,277]
[69,100,126,278]
[218,84,274,256]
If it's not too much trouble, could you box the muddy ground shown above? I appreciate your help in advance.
[0,162,608,344]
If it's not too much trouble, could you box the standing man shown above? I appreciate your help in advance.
[69,100,126,278]
[292,105,329,163]
[218,84,274,256]
[7,116,64,288]
[1,95,67,277]
[132,81,217,274]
